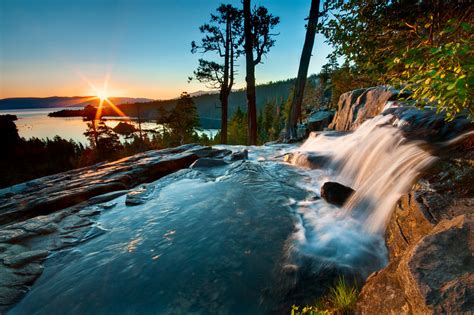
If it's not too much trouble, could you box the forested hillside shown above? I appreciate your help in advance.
[112,76,317,128]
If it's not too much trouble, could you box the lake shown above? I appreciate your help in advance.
[0,108,219,144]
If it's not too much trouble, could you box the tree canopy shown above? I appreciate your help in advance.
[319,0,473,119]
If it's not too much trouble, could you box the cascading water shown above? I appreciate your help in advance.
[9,111,468,314]
[280,113,439,301]
[297,114,437,233]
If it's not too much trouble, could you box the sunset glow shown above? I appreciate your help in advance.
[80,75,128,120]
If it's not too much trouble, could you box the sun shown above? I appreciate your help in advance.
[96,90,108,101]
[76,72,128,119]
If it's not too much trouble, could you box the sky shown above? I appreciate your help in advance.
[0,0,333,99]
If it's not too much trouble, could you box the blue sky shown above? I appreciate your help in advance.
[0,0,333,99]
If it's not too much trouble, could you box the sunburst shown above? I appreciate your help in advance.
[77,73,128,121]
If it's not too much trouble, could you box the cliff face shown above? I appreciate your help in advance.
[291,84,473,312]
[357,159,474,314]
[329,86,398,131]
[328,86,474,314]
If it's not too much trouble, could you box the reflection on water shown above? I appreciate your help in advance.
[8,142,395,314]
[10,147,310,314]
[0,108,218,144]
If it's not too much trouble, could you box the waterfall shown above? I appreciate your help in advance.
[298,114,437,234]
[282,114,440,280]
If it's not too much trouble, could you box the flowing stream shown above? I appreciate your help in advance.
[9,114,440,314]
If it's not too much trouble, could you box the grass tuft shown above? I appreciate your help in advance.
[327,276,358,313]
[290,276,359,315]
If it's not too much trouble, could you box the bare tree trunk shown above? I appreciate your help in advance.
[244,0,257,145]
[286,0,320,140]
[220,15,231,144]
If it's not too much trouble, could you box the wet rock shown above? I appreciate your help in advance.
[61,216,93,230]
[357,215,474,314]
[88,190,128,205]
[3,250,49,267]
[77,208,101,217]
[0,268,37,287]
[385,190,436,260]
[126,184,155,206]
[0,286,27,310]
[190,158,229,169]
[0,229,35,243]
[13,263,43,276]
[285,152,329,169]
[0,144,225,225]
[320,182,355,206]
[228,150,248,161]
[306,110,335,132]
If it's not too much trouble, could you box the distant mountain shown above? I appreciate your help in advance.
[1,76,318,128]
[0,96,154,110]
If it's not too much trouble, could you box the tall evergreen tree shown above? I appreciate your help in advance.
[168,92,200,145]
[243,0,279,145]
[191,4,243,144]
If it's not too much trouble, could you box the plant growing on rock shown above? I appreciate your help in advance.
[291,276,359,315]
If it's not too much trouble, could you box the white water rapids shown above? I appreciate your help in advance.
[298,114,437,233]
[286,114,437,280]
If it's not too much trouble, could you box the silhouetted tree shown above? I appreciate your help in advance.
[84,120,122,160]
[82,105,99,147]
[168,92,200,145]
[243,0,279,144]
[286,0,321,140]
[191,4,243,144]
[0,115,21,153]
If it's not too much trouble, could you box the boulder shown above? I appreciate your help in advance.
[190,158,229,168]
[228,149,248,161]
[357,152,474,314]
[306,110,335,132]
[357,215,474,314]
[285,152,330,169]
[329,87,398,131]
[320,182,355,206]
[125,184,155,206]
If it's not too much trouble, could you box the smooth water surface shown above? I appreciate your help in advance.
[0,108,218,144]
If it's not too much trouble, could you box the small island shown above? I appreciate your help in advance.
[48,108,86,117]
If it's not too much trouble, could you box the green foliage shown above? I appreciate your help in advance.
[84,120,123,160]
[290,277,359,315]
[166,92,201,145]
[228,106,248,144]
[227,102,283,145]
[249,5,280,65]
[319,0,473,117]
[327,277,358,313]
[190,4,242,89]
[291,305,330,315]
[390,20,473,119]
